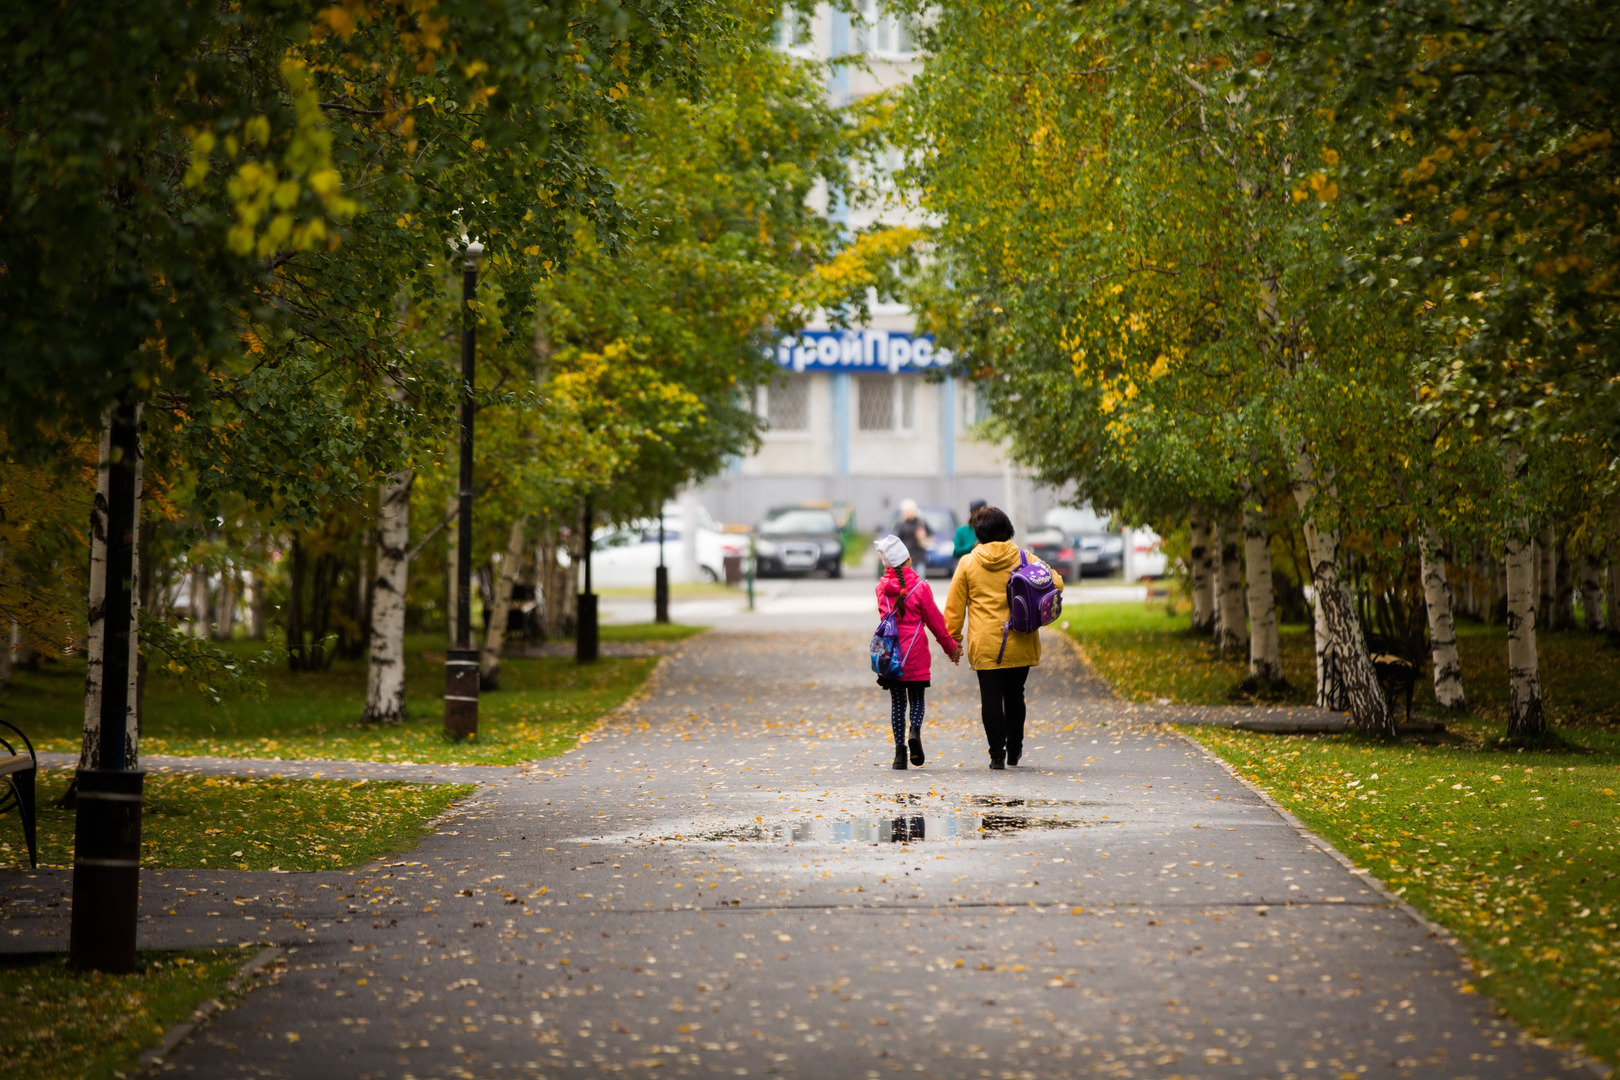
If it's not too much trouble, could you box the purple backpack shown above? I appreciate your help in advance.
[997,550,1062,662]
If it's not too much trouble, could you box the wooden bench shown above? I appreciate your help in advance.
[0,719,38,869]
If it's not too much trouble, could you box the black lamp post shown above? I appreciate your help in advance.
[577,494,598,662]
[71,395,144,973]
[655,508,670,624]
[445,239,484,741]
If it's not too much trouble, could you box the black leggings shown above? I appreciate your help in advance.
[976,666,1030,759]
[888,685,925,744]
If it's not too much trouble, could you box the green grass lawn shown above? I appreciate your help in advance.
[1,770,473,872]
[1062,603,1620,725]
[1190,726,1620,1069]
[0,634,661,764]
[599,621,707,642]
[1062,603,1620,1067]
[1,949,248,1080]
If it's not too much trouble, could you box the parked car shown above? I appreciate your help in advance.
[1038,506,1124,579]
[585,503,746,587]
[755,506,845,578]
[879,506,960,578]
[1124,526,1168,580]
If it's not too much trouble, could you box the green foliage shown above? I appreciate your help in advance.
[1193,725,1620,1067]
[0,950,246,1080]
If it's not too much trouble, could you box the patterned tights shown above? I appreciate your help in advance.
[888,685,925,744]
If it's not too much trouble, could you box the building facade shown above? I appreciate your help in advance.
[692,4,1056,534]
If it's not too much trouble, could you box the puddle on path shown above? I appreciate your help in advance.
[664,795,1099,845]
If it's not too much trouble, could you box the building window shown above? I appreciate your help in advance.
[774,5,813,52]
[962,383,994,430]
[857,375,893,431]
[858,375,916,432]
[763,376,809,431]
[854,1,919,57]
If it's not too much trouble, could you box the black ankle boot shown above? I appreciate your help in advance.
[989,754,1006,771]
[908,733,925,766]
[1006,746,1021,767]
[892,744,908,770]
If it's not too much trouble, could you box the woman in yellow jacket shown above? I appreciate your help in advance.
[943,506,1062,769]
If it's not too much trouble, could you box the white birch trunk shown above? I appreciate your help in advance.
[1215,514,1248,657]
[1579,556,1605,632]
[190,564,209,637]
[80,407,144,769]
[480,515,529,690]
[362,470,413,724]
[1189,511,1215,634]
[1240,492,1281,684]
[1291,447,1389,734]
[1504,529,1544,736]
[1418,524,1467,709]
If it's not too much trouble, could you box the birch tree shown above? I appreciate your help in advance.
[362,468,413,724]
[479,516,529,690]
[1417,524,1467,710]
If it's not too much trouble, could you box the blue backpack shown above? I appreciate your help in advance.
[997,550,1062,662]
[870,582,913,679]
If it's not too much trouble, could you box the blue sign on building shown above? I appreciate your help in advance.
[773,329,952,374]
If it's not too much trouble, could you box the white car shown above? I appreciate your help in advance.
[584,506,747,587]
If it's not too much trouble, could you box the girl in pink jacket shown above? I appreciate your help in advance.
[873,534,961,770]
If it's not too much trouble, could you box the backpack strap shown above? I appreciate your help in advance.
[996,551,1030,664]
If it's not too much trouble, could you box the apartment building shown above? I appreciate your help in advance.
[692,3,1054,533]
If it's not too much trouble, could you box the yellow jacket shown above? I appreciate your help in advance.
[944,540,1063,670]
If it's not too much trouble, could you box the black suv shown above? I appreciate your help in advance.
[754,506,845,578]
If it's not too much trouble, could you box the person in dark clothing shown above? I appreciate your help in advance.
[953,498,987,558]
[895,498,931,568]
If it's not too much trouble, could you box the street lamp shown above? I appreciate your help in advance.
[71,395,144,973]
[445,238,483,741]
[655,507,670,624]
[577,494,598,662]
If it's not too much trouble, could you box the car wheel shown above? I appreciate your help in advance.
[829,562,843,579]
[701,566,720,584]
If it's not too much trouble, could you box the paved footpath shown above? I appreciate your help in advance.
[2,626,1596,1079]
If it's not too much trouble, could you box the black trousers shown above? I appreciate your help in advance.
[975,666,1030,759]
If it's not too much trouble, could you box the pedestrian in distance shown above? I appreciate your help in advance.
[872,534,961,770]
[943,506,1063,769]
[952,498,987,558]
[895,498,931,569]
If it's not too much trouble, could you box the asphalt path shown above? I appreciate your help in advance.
[0,586,1594,1078]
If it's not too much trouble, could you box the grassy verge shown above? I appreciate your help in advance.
[599,621,707,643]
[1186,724,1620,1069]
[1062,602,1620,725]
[1,949,246,1080]
[0,635,655,764]
[1,770,473,871]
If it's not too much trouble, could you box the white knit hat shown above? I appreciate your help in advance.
[874,534,911,568]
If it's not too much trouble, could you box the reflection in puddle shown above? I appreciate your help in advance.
[683,812,1081,845]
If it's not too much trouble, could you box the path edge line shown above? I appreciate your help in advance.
[1170,724,1611,1079]
[140,945,284,1074]
[576,649,680,745]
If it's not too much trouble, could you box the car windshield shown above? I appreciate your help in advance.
[761,509,837,535]
[1045,506,1109,534]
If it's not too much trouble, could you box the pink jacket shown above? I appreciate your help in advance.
[875,566,957,681]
